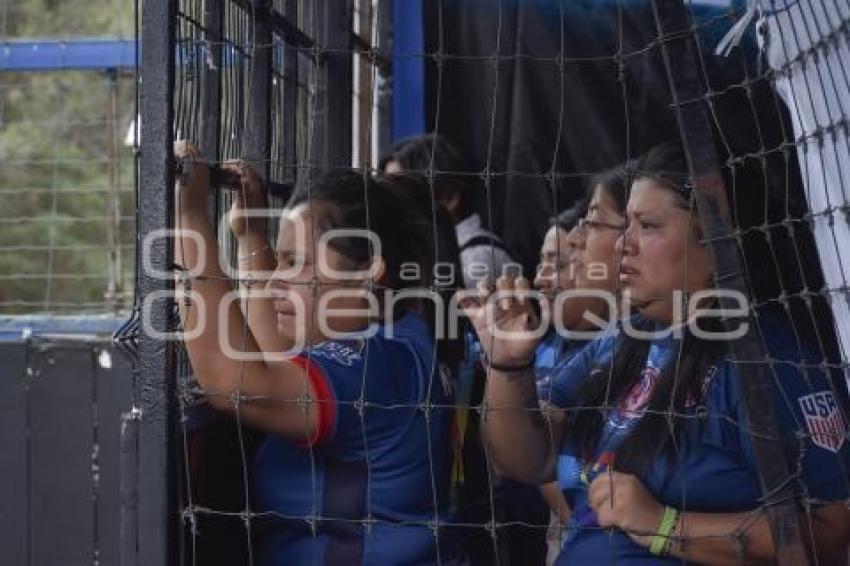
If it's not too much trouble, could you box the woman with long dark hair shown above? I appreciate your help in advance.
[536,164,630,405]
[532,166,629,557]
[460,142,850,564]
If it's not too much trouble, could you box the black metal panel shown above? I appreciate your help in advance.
[235,0,316,51]
[0,339,133,566]
[314,0,353,169]
[278,0,298,188]
[27,342,95,564]
[0,342,28,565]
[201,0,224,222]
[200,0,224,160]
[136,1,178,566]
[95,344,135,566]
[246,0,274,180]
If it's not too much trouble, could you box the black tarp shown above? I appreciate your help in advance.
[423,0,761,270]
[422,0,845,359]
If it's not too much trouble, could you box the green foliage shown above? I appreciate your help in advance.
[3,0,134,39]
[0,0,136,313]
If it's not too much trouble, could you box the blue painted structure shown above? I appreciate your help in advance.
[392,0,425,141]
[0,315,126,341]
[0,38,136,71]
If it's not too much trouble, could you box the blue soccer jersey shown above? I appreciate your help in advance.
[535,329,589,404]
[549,317,850,565]
[252,313,455,565]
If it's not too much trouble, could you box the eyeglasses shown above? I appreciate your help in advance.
[577,218,625,232]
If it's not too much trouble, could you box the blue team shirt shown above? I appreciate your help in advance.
[547,317,850,565]
[536,329,589,403]
[252,313,455,565]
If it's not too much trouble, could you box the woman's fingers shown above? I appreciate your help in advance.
[588,479,608,512]
[455,291,482,313]
[515,276,531,307]
[456,285,489,319]
[495,275,515,311]
[476,279,490,293]
[459,276,537,337]
[495,275,534,314]
[238,160,262,186]
[221,161,266,202]
[475,280,492,304]
[173,141,209,197]
[174,139,199,159]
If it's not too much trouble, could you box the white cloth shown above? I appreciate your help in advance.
[758,0,850,362]
[455,213,516,289]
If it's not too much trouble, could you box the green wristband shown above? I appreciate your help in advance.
[650,506,678,556]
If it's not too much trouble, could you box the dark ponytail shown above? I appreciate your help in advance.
[567,318,726,474]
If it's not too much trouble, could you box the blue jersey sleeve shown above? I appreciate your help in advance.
[731,359,850,503]
[294,338,370,451]
[296,322,437,459]
[543,333,616,410]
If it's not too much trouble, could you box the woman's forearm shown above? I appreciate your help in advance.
[664,504,847,565]
[482,367,554,483]
[540,481,571,524]
[175,208,320,438]
[174,211,246,393]
[235,235,294,356]
[662,510,774,565]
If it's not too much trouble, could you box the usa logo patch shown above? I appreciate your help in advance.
[798,391,846,453]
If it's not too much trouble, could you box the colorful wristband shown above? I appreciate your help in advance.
[650,506,679,556]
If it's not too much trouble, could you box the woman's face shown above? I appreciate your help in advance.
[616,179,713,325]
[573,185,625,294]
[534,225,583,323]
[267,204,376,346]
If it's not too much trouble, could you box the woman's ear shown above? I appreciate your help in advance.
[369,256,388,287]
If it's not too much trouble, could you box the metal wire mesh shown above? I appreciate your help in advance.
[0,70,136,314]
[134,0,850,565]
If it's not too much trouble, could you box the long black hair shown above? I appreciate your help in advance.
[385,171,467,375]
[287,171,465,378]
[566,143,727,474]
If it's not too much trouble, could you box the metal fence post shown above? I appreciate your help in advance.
[133,0,178,565]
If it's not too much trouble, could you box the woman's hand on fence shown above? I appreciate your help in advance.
[456,275,541,368]
[588,471,665,548]
[221,160,269,242]
[173,140,210,221]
